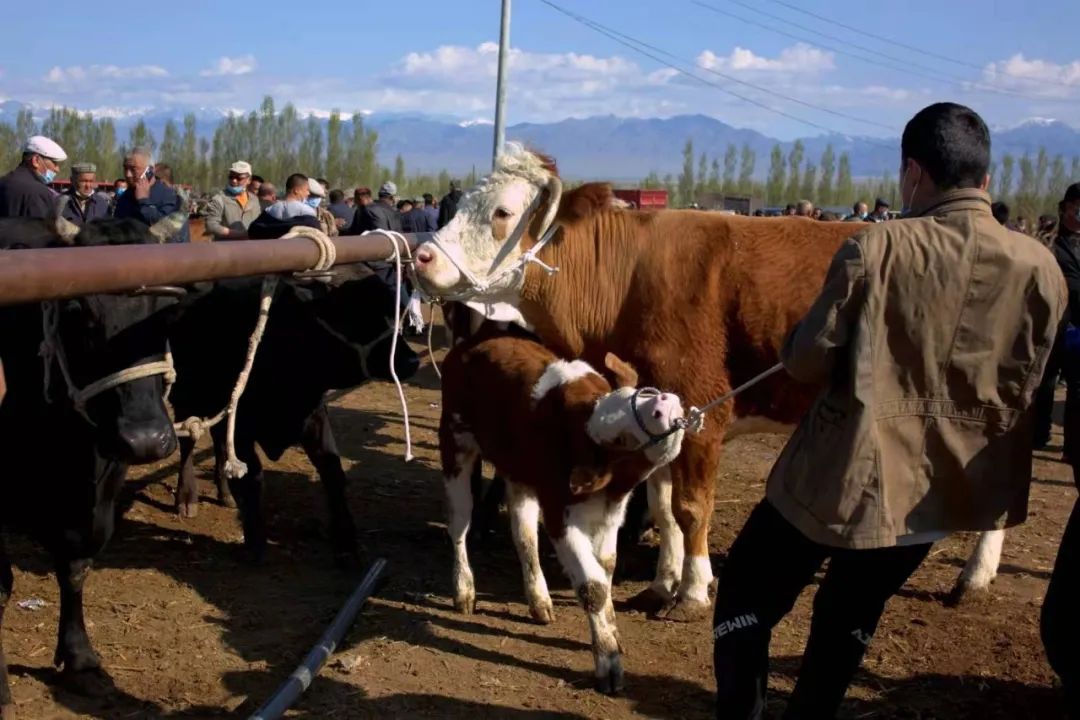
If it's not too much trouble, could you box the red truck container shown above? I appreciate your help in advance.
[613,188,668,210]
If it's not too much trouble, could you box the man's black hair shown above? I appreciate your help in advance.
[285,173,308,193]
[901,102,990,191]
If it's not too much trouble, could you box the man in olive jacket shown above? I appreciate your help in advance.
[713,103,1067,719]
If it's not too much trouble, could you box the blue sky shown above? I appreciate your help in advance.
[3,0,1079,139]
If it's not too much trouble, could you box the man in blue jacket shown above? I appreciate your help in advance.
[114,146,189,242]
[61,162,111,225]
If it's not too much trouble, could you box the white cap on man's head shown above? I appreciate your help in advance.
[229,160,252,175]
[307,178,325,197]
[24,136,67,162]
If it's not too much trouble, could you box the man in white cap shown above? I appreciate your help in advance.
[0,135,67,219]
[204,160,260,240]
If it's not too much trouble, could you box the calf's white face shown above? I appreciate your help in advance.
[587,387,685,468]
[413,144,558,303]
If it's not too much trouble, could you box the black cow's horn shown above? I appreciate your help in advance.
[53,196,80,244]
[148,187,191,244]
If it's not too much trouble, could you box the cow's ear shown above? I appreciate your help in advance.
[604,352,638,388]
[569,464,613,495]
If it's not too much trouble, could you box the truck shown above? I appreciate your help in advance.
[612,188,668,210]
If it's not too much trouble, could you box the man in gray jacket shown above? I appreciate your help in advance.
[204,161,260,239]
[712,102,1067,719]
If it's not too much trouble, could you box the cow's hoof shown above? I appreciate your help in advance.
[625,586,671,616]
[658,596,710,623]
[946,580,979,608]
[58,666,114,698]
[454,593,476,615]
[594,654,625,695]
[2,702,16,720]
[218,492,237,509]
[529,599,555,625]
[176,501,199,519]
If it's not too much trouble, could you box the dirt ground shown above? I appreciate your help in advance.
[4,338,1077,719]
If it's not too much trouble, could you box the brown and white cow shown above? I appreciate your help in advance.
[413,145,1005,618]
[439,331,685,692]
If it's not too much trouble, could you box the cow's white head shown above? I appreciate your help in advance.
[413,143,562,307]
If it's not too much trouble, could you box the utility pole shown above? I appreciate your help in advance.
[492,0,511,170]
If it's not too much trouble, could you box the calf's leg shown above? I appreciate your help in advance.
[443,438,480,614]
[949,529,1006,605]
[552,494,626,694]
[0,535,13,719]
[667,442,721,622]
[299,403,358,564]
[53,555,105,687]
[506,482,554,624]
[227,441,267,562]
[174,435,200,519]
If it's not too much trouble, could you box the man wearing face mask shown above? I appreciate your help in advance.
[61,162,110,226]
[204,161,260,240]
[0,135,67,219]
[712,102,1066,720]
[306,178,339,237]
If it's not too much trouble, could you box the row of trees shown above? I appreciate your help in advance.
[0,96,478,199]
[649,138,1080,218]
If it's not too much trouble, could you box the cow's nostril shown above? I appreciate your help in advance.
[416,249,434,265]
[653,410,663,419]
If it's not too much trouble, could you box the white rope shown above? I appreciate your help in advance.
[171,227,340,479]
[361,229,416,462]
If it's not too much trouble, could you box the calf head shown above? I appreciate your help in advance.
[568,353,685,495]
[412,143,562,307]
[43,213,185,463]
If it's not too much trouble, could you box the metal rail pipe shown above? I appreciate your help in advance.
[0,231,426,305]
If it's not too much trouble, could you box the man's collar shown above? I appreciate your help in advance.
[911,188,992,218]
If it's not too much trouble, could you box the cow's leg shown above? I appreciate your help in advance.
[445,442,480,614]
[506,482,554,624]
[627,467,684,615]
[594,494,632,653]
[0,534,13,719]
[211,424,236,508]
[299,402,358,565]
[53,556,98,671]
[551,495,625,694]
[174,434,200,518]
[948,529,1006,605]
[227,441,267,562]
[665,442,721,622]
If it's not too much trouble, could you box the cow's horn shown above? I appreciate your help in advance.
[536,174,563,241]
[148,188,191,244]
[53,196,80,244]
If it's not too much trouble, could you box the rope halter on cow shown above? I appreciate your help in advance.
[39,300,176,426]
[415,173,564,303]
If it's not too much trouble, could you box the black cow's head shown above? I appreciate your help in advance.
[309,264,421,384]
[2,209,184,464]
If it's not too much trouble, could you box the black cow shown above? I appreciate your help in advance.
[0,210,184,713]
[166,262,420,563]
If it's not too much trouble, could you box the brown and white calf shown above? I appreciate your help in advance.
[439,333,685,693]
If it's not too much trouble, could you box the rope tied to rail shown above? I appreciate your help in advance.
[171,227,340,479]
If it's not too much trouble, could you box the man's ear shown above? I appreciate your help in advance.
[604,352,638,388]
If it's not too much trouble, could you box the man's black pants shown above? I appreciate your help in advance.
[713,500,932,720]
[1043,495,1080,719]
[1035,335,1080,467]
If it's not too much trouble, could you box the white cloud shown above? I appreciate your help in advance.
[394,43,639,84]
[697,43,835,75]
[982,54,1080,97]
[44,64,168,83]
[200,55,257,77]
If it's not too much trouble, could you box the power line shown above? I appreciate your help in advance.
[767,0,1077,90]
[539,0,896,145]
[692,0,1077,104]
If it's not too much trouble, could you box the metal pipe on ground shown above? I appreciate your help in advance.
[0,232,429,306]
[248,558,387,720]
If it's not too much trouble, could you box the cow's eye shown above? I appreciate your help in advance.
[493,207,512,220]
